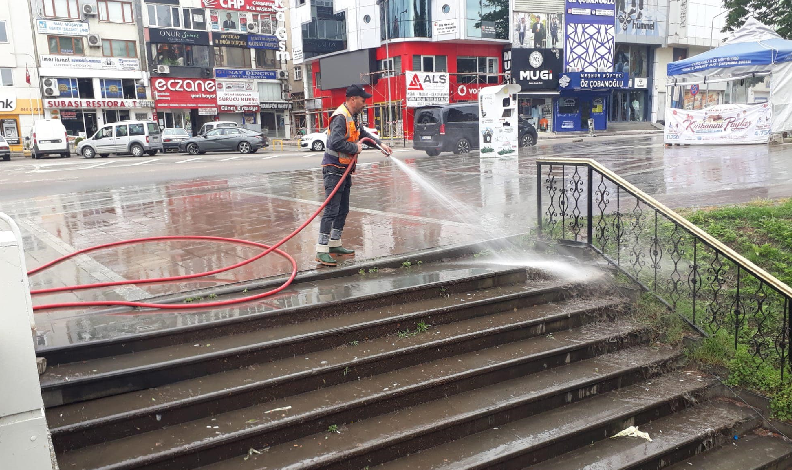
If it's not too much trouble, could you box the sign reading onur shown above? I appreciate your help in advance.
[664,103,772,145]
[149,28,211,45]
[44,99,155,109]
[201,0,275,14]
[36,19,89,36]
[151,77,218,109]
[558,72,629,90]
[405,72,449,108]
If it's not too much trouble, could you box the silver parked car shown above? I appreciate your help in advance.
[78,121,163,158]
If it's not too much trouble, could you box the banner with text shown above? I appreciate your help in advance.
[664,103,772,145]
[405,72,449,108]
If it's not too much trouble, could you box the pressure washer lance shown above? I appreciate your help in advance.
[361,137,393,156]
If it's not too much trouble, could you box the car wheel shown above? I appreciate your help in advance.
[454,138,471,154]
[312,140,325,151]
[147,150,158,156]
[61,152,70,158]
[238,141,252,154]
[187,143,200,155]
[426,149,440,157]
[82,146,96,159]
[520,133,536,147]
[3,154,9,161]
[130,143,144,157]
[250,149,258,154]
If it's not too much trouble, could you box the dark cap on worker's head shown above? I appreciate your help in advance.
[346,84,372,99]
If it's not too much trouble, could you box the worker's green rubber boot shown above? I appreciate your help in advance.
[315,252,338,266]
[329,246,355,255]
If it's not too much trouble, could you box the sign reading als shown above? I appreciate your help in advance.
[405,72,449,107]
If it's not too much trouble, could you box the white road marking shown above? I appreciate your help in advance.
[81,161,117,170]
[397,149,411,152]
[302,153,315,158]
[128,158,160,166]
[220,156,241,162]
[175,157,202,164]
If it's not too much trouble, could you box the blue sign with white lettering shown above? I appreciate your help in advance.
[247,34,279,50]
[215,69,277,80]
[565,0,616,25]
[558,72,629,90]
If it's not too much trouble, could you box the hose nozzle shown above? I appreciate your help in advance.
[361,137,392,156]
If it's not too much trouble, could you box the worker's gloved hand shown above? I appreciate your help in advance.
[380,143,393,156]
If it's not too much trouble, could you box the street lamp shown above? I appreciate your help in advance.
[709,10,728,47]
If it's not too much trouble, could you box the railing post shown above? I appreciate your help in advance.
[0,213,57,470]
[536,161,542,237]
[587,165,593,246]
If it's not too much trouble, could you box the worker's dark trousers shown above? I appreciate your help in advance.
[317,166,352,246]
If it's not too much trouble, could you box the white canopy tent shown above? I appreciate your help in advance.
[666,18,792,134]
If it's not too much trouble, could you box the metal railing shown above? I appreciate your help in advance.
[537,158,792,381]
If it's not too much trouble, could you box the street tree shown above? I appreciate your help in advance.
[723,0,792,39]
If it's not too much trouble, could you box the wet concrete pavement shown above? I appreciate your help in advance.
[4,134,791,348]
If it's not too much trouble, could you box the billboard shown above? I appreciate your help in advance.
[513,13,563,50]
[664,103,772,145]
[405,72,449,107]
[151,78,218,109]
[506,48,564,91]
[616,0,667,38]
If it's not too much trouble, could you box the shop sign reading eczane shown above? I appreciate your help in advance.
[151,77,218,109]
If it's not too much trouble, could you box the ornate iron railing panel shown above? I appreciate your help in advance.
[537,158,792,382]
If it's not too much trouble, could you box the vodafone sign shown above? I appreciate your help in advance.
[201,0,275,13]
[151,78,218,109]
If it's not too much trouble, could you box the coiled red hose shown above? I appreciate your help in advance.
[30,138,388,311]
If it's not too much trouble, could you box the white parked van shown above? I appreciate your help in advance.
[77,121,163,158]
[29,119,70,159]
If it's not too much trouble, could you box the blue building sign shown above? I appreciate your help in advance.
[247,34,279,50]
[215,69,277,80]
[559,72,629,90]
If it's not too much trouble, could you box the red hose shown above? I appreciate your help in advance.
[29,138,389,311]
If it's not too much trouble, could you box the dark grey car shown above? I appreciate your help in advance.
[180,128,269,155]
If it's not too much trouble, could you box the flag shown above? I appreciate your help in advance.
[25,66,30,85]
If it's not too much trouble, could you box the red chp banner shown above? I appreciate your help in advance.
[151,77,218,109]
[201,0,275,13]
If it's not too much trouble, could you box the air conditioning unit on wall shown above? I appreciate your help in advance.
[82,3,97,15]
[247,22,259,33]
[43,78,60,97]
[87,34,101,47]
[156,65,170,74]
[278,70,288,80]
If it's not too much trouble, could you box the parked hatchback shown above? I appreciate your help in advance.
[0,135,10,161]
[413,104,537,156]
[78,121,163,158]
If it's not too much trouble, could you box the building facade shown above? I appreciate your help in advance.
[0,0,43,153]
[289,0,511,137]
[32,0,154,138]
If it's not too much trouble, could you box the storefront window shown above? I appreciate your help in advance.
[100,79,139,99]
[103,110,131,123]
[48,36,84,55]
[466,0,508,39]
[614,44,648,78]
[380,0,431,39]
[151,44,211,67]
[558,98,578,114]
[258,82,281,102]
[214,46,252,68]
[161,111,188,130]
[457,56,499,84]
[0,68,12,86]
[255,49,277,68]
[102,39,136,58]
[61,109,98,137]
[629,91,644,121]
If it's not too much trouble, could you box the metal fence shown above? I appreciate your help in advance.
[536,158,792,382]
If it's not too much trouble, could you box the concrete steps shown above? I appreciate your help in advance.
[45,259,792,470]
